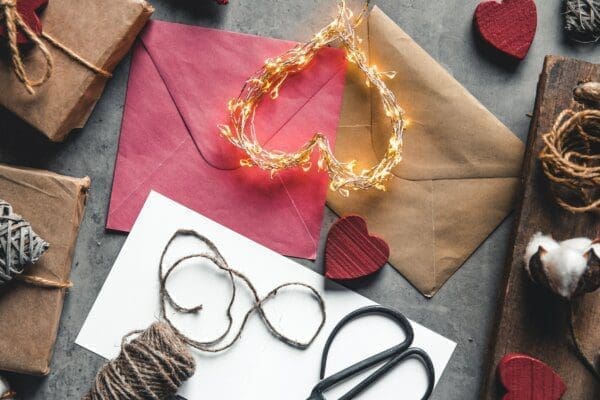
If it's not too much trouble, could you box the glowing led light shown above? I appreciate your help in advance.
[218,0,406,195]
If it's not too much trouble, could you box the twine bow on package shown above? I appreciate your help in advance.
[0,0,153,141]
[0,164,90,375]
[0,199,49,286]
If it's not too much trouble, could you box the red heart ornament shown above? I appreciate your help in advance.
[0,0,48,45]
[498,353,566,400]
[474,0,537,60]
[325,215,389,280]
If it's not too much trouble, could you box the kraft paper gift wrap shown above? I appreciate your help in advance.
[0,164,90,375]
[106,21,347,260]
[327,7,525,297]
[0,0,153,142]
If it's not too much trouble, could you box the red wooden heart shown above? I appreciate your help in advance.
[0,0,48,45]
[474,0,537,60]
[325,215,389,280]
[498,353,566,400]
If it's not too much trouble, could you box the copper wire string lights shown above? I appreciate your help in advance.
[219,0,406,196]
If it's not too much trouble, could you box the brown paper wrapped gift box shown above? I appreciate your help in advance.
[0,164,90,375]
[0,0,153,142]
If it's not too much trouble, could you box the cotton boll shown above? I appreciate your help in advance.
[524,233,600,299]
[589,241,600,257]
[524,232,560,277]
[561,237,594,253]
[0,375,15,399]
[541,245,589,298]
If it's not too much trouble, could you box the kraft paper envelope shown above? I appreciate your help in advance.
[107,20,347,259]
[327,7,525,297]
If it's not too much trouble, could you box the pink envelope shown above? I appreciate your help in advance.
[107,20,347,259]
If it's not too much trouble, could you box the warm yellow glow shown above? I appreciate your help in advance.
[218,0,406,195]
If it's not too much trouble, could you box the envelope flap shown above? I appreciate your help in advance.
[328,7,525,298]
[367,7,524,181]
[140,20,346,170]
[328,148,521,297]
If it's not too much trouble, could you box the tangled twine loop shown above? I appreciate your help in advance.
[540,82,600,214]
[0,0,52,94]
[159,229,327,352]
[0,0,111,94]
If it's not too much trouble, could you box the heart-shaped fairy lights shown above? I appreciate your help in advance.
[219,0,406,197]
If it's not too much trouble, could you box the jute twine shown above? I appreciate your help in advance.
[159,229,327,352]
[564,0,600,43]
[0,199,71,289]
[0,0,111,94]
[540,82,600,214]
[84,322,196,400]
[86,229,327,398]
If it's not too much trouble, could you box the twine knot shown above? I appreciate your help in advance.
[0,0,111,94]
[0,0,53,94]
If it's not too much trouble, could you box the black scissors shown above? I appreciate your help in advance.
[307,305,435,400]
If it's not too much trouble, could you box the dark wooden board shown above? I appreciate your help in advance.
[480,56,600,400]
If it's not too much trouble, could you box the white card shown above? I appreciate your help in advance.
[76,192,456,399]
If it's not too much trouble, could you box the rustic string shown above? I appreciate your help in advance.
[564,0,600,43]
[0,199,71,289]
[84,322,196,400]
[86,230,327,398]
[159,229,327,352]
[0,0,111,94]
[540,82,600,214]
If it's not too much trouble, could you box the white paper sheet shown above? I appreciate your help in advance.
[77,192,456,399]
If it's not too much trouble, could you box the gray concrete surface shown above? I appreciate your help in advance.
[0,0,597,398]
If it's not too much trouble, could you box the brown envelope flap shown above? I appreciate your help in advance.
[329,124,519,297]
[329,7,524,296]
[364,7,524,181]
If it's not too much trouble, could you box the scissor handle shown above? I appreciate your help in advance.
[309,305,435,400]
[339,347,435,400]
[319,305,414,380]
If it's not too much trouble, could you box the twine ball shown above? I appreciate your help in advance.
[564,0,600,43]
[540,82,600,214]
[0,199,49,287]
[85,322,196,400]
